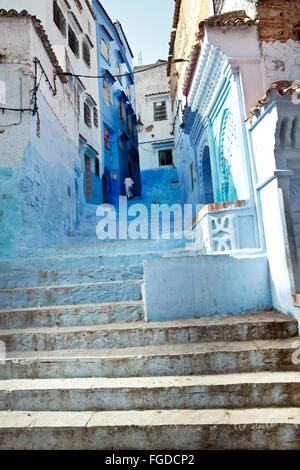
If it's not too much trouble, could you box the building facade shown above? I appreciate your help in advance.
[1,0,102,217]
[168,0,300,319]
[92,0,140,205]
[0,10,79,253]
[134,60,180,204]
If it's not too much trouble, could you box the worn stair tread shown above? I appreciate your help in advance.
[2,371,300,392]
[1,408,300,428]
[0,310,295,336]
[0,264,144,288]
[0,247,195,265]
[3,336,299,360]
[0,300,143,315]
[0,279,141,293]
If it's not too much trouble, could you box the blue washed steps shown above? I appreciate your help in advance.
[0,312,297,352]
[0,280,142,309]
[1,372,300,412]
[0,247,198,273]
[1,337,299,380]
[0,264,143,289]
[1,207,298,450]
[0,301,143,329]
[27,237,186,257]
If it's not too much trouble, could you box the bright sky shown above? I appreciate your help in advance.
[100,0,174,66]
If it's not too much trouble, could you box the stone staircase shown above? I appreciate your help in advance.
[1,239,300,449]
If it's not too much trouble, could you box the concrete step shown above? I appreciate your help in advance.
[1,408,300,449]
[0,264,143,289]
[1,337,300,379]
[14,237,187,259]
[0,248,197,273]
[0,301,144,329]
[1,372,300,412]
[0,312,297,352]
[0,280,142,310]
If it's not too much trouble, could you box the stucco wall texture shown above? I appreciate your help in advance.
[0,17,78,254]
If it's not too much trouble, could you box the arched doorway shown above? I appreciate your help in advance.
[202,146,214,204]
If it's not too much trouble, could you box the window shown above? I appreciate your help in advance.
[117,63,122,82]
[131,118,135,140]
[82,42,90,67]
[84,102,91,127]
[119,99,125,122]
[95,158,100,177]
[76,88,80,115]
[65,52,74,88]
[84,155,92,199]
[126,109,131,134]
[127,84,131,101]
[53,1,66,36]
[101,38,110,63]
[213,0,223,14]
[93,107,99,127]
[190,161,196,190]
[159,149,173,166]
[103,80,111,107]
[68,25,79,57]
[74,0,83,12]
[154,101,167,121]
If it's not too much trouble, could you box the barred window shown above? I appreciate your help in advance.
[103,80,111,107]
[154,101,167,121]
[119,99,125,122]
[53,1,66,36]
[126,109,131,134]
[84,155,92,199]
[68,25,79,58]
[93,107,99,127]
[117,63,122,82]
[82,41,90,68]
[159,149,173,167]
[101,38,110,63]
[84,102,91,127]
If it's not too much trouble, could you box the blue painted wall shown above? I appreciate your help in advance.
[92,0,141,205]
[141,167,181,205]
[0,91,79,256]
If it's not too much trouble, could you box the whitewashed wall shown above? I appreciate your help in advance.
[0,0,101,156]
[135,63,174,171]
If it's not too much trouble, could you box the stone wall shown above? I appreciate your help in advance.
[257,0,300,42]
[169,0,209,108]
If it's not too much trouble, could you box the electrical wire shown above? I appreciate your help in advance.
[55,58,189,81]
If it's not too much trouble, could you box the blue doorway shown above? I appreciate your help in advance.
[202,146,214,204]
